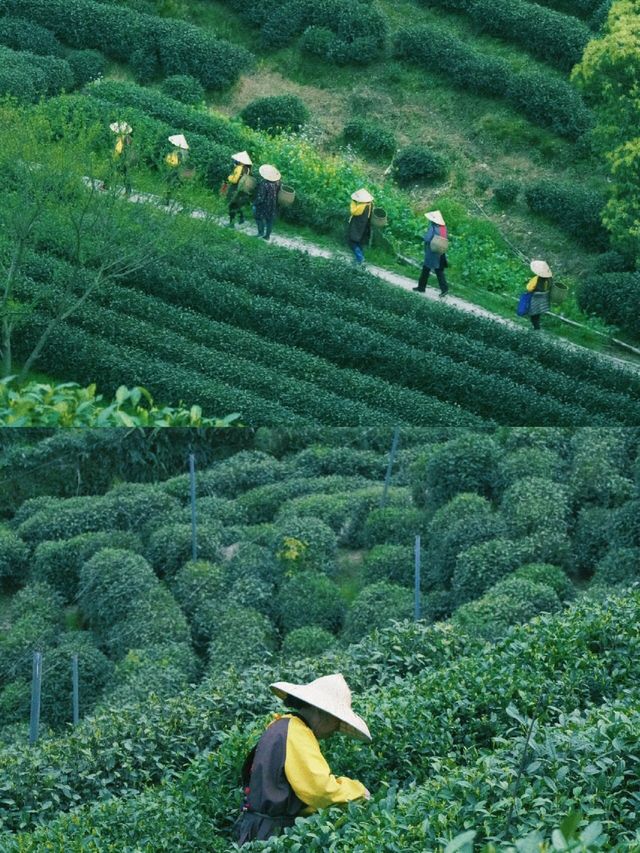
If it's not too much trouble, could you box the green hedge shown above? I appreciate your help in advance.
[392,144,447,185]
[6,0,253,88]
[395,25,592,139]
[342,117,397,161]
[160,74,204,105]
[524,178,608,249]
[0,45,74,100]
[275,571,346,634]
[577,272,640,339]
[452,537,527,605]
[239,94,310,134]
[0,16,62,55]
[342,582,414,642]
[0,527,29,587]
[235,476,371,523]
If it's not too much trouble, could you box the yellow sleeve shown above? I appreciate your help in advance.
[526,276,538,293]
[284,717,367,811]
[228,164,243,184]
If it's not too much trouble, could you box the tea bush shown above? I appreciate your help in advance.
[577,272,640,339]
[452,537,527,605]
[362,505,427,547]
[0,46,74,100]
[207,606,277,674]
[145,521,223,579]
[239,94,310,135]
[0,17,62,55]
[275,571,346,634]
[272,515,338,576]
[392,143,447,185]
[514,562,574,600]
[0,527,29,587]
[106,641,199,704]
[571,505,615,577]
[524,178,607,248]
[569,428,635,508]
[342,582,414,642]
[291,446,386,479]
[66,48,106,86]
[281,626,337,659]
[496,446,566,492]
[501,477,570,538]
[362,544,414,586]
[591,546,640,587]
[160,73,204,105]
[342,117,397,161]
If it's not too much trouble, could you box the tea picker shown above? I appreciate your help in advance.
[412,209,449,297]
[348,189,374,265]
[106,121,134,196]
[224,150,254,227]
[253,164,281,240]
[518,260,553,330]
[163,133,189,205]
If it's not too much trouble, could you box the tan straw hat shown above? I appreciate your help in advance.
[530,259,552,278]
[110,121,132,134]
[232,150,253,166]
[259,164,281,182]
[270,673,372,743]
[425,210,445,226]
[351,188,374,204]
[168,133,189,150]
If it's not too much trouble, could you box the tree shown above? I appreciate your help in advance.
[572,1,640,265]
[0,100,178,379]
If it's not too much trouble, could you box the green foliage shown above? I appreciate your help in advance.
[362,543,413,586]
[239,94,310,134]
[32,530,143,602]
[275,571,346,634]
[0,17,63,55]
[291,446,386,479]
[66,48,106,86]
[171,560,226,624]
[272,515,338,576]
[105,641,198,704]
[0,584,65,684]
[452,537,527,606]
[578,272,640,339]
[392,144,447,185]
[342,581,413,642]
[591,546,640,586]
[0,527,29,587]
[145,521,223,579]
[362,505,426,548]
[0,45,74,101]
[7,0,254,89]
[524,178,608,249]
[497,446,566,493]
[342,117,397,161]
[514,562,574,601]
[281,626,337,659]
[572,505,615,578]
[493,179,520,205]
[410,433,500,509]
[569,428,635,508]
[160,73,204,104]
[501,477,570,538]
[197,451,288,498]
[207,605,276,674]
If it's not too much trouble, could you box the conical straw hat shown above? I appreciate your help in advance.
[232,150,253,166]
[351,188,374,204]
[259,164,281,181]
[425,210,445,226]
[530,259,552,278]
[110,121,132,134]
[270,673,371,743]
[168,134,189,150]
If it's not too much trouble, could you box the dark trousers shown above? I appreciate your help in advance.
[255,214,274,239]
[530,313,541,330]
[417,265,448,295]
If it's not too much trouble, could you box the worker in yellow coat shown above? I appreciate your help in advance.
[348,189,374,264]
[226,150,253,226]
[164,133,189,205]
[525,259,553,330]
[106,121,135,195]
[232,673,371,845]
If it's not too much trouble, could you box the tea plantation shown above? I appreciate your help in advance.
[0,427,639,849]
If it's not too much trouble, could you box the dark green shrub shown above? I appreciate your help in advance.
[496,447,565,494]
[610,500,640,549]
[130,46,160,83]
[524,178,607,249]
[410,434,500,509]
[362,544,413,586]
[392,144,447,185]
[171,560,226,625]
[281,626,337,659]
[577,273,640,339]
[0,588,64,684]
[198,451,288,498]
[272,516,338,576]
[569,428,634,508]
[239,94,310,134]
[8,582,65,626]
[106,641,199,705]
[0,46,73,100]
[514,563,574,601]
[32,531,143,603]
[343,117,396,161]
[0,527,29,587]
[501,477,570,538]
[572,505,615,579]
[206,605,276,674]
[291,445,386,479]
[452,537,527,606]
[592,250,634,274]
[299,25,334,58]
[182,495,247,527]
[0,680,30,728]
[0,17,62,55]
[592,547,640,586]
[423,588,454,621]
[10,496,62,529]
[67,49,106,86]
[275,572,345,634]
[224,543,283,588]
[342,582,413,642]
[493,179,520,205]
[145,522,223,579]
[160,74,205,105]
[505,69,592,140]
[363,506,427,548]
[236,476,370,524]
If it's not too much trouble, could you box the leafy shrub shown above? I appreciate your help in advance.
[342,117,396,161]
[8,582,65,626]
[182,495,247,527]
[524,178,607,249]
[410,434,500,509]
[571,505,615,578]
[0,585,65,684]
[160,73,205,105]
[66,49,106,86]
[591,547,640,586]
[239,94,309,134]
[0,17,62,55]
[206,605,276,674]
[426,494,506,588]
[236,476,370,523]
[569,428,635,508]
[275,572,345,634]
[505,69,592,140]
[342,582,413,642]
[224,543,283,588]
[423,588,454,621]
[610,500,640,549]
[0,680,31,728]
[32,531,143,603]
[392,144,447,185]
[281,626,337,659]
[363,505,427,548]
[493,179,520,205]
[0,527,29,587]
[577,272,640,339]
[198,451,288,498]
[272,515,338,576]
[291,445,386,479]
[592,249,633,274]
[145,522,223,579]
[452,537,527,606]
[0,46,74,100]
[514,562,574,601]
[496,446,565,493]
[362,544,413,586]
[105,641,199,705]
[501,477,570,538]
[129,46,160,83]
[171,560,226,648]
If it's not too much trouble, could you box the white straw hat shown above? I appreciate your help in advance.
[259,164,281,182]
[168,134,189,150]
[110,121,132,134]
[232,150,253,166]
[270,673,371,743]
[425,210,445,226]
[351,188,374,204]
[530,259,552,278]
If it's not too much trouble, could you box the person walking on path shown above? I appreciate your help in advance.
[233,673,371,846]
[348,189,374,265]
[254,164,281,240]
[164,133,189,205]
[226,150,253,227]
[524,259,553,330]
[413,209,449,297]
[106,121,135,195]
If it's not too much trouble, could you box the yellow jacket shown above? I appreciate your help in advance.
[526,275,551,293]
[350,201,372,219]
[228,163,244,184]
